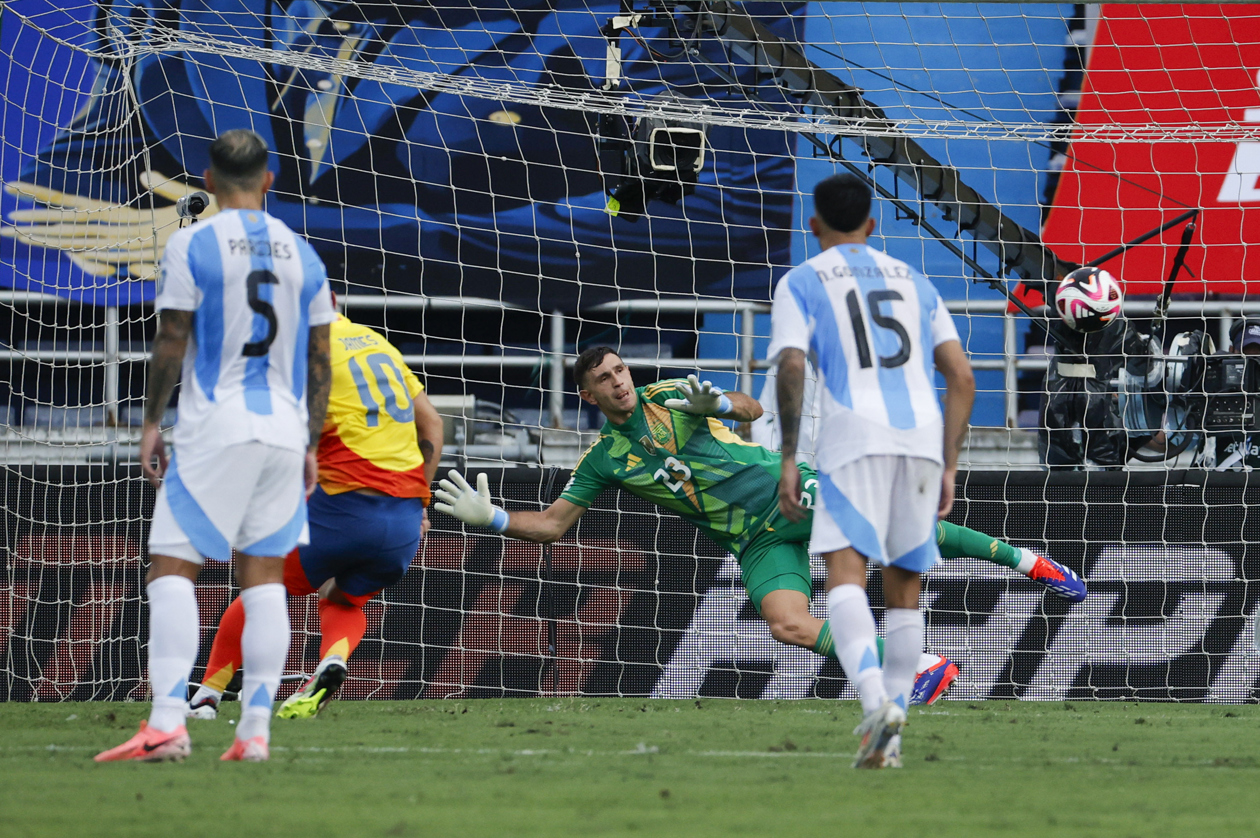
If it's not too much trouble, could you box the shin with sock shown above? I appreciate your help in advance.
[237,583,290,743]
[815,620,888,666]
[826,584,887,715]
[936,520,1020,569]
[318,599,368,661]
[201,596,245,693]
[882,608,926,710]
[146,575,200,733]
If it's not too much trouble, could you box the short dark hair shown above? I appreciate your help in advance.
[574,346,620,389]
[813,173,871,233]
[208,129,270,191]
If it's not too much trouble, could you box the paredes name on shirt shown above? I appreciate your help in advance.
[227,238,293,260]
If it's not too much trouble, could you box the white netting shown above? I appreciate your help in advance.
[2,2,1259,702]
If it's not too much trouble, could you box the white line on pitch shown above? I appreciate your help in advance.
[5,743,858,759]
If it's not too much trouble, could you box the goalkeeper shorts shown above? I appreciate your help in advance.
[731,462,821,613]
[736,519,814,614]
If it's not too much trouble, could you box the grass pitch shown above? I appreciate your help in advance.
[2,699,1257,837]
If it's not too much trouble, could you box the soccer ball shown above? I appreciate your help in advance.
[1054,267,1123,333]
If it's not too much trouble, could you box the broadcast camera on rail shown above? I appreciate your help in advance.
[1037,263,1260,469]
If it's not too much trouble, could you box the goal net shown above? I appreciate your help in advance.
[2,1,1258,703]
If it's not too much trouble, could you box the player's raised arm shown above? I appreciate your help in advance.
[433,470,585,543]
[721,390,763,422]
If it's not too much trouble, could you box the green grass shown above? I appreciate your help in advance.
[2,699,1258,837]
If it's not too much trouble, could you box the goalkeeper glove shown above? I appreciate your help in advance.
[663,374,733,416]
[432,470,510,532]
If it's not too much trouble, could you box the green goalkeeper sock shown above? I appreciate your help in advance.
[815,620,884,664]
[936,520,1021,569]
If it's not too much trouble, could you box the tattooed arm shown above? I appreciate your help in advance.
[413,390,445,487]
[775,347,808,523]
[139,310,192,486]
[303,323,332,494]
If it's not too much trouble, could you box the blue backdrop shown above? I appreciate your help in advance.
[701,2,1071,427]
[0,0,801,307]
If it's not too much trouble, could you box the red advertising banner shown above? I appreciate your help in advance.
[1042,4,1260,294]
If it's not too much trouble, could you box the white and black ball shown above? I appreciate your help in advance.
[1054,267,1123,333]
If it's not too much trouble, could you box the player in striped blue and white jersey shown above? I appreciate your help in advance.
[97,130,336,765]
[771,173,975,769]
[157,197,334,459]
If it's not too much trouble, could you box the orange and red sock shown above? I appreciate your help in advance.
[202,596,245,692]
[205,552,375,685]
[318,596,371,661]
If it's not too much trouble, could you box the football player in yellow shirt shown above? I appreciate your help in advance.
[188,308,443,719]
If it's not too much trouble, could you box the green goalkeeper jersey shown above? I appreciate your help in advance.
[559,380,785,548]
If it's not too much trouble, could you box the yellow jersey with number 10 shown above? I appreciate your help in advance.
[317,314,428,501]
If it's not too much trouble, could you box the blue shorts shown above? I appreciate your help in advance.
[299,487,425,597]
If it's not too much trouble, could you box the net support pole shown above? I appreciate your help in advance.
[549,310,565,428]
[739,305,755,395]
[104,305,120,446]
[541,466,561,697]
[1004,310,1018,428]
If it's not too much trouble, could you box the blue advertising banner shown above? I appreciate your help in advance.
[0,1,800,308]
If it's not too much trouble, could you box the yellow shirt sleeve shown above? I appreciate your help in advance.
[402,364,424,399]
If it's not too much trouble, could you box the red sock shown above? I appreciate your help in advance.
[318,598,368,661]
[202,597,245,692]
[283,548,317,596]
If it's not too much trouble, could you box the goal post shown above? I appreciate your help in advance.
[2,1,1259,703]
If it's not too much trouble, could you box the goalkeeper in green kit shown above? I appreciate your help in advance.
[435,347,1086,704]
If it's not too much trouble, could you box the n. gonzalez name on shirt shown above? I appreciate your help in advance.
[815,262,914,281]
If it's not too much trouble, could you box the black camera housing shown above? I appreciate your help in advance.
[175,191,210,220]
[1199,355,1260,433]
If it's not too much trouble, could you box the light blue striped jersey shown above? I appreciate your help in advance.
[156,209,337,453]
[768,243,959,469]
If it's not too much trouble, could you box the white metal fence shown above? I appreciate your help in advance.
[4,290,1260,457]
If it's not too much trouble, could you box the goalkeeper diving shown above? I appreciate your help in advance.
[435,349,1085,704]
[751,364,1087,601]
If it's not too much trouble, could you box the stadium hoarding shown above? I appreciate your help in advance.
[2,467,1258,703]
[0,0,799,309]
[1041,3,1260,294]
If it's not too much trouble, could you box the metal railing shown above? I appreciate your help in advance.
[5,289,1260,431]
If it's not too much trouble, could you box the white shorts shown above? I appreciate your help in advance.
[148,441,309,564]
[810,454,942,572]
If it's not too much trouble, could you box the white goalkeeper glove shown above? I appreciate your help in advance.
[432,470,510,532]
[663,374,733,416]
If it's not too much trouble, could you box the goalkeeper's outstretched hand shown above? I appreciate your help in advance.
[663,374,733,416]
[433,470,510,532]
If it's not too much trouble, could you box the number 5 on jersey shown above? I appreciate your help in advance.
[243,269,278,357]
